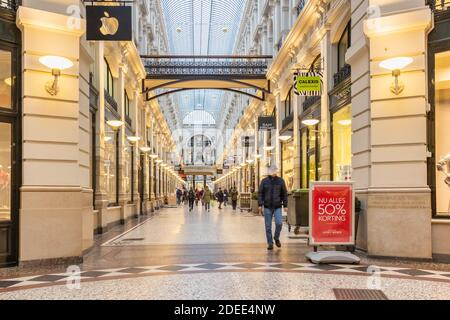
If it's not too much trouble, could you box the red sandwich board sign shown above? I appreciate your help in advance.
[309,182,355,246]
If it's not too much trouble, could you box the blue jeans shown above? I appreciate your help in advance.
[264,208,283,245]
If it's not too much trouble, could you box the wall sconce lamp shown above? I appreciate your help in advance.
[127,136,141,144]
[264,146,275,151]
[279,134,291,142]
[379,57,413,95]
[301,117,320,127]
[39,56,74,96]
[106,120,124,131]
[140,146,151,153]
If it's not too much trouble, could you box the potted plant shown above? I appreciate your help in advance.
[251,192,259,215]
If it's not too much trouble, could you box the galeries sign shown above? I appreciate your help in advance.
[86,5,132,41]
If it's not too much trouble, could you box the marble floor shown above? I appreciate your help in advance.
[1,204,450,300]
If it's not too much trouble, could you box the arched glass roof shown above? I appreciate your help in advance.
[160,0,246,125]
[183,110,216,126]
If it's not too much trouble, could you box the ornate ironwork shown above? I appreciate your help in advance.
[104,89,118,112]
[0,0,17,11]
[143,55,271,79]
[428,0,450,18]
[296,0,307,16]
[333,64,351,88]
[303,95,321,112]
[142,55,272,102]
[282,113,294,129]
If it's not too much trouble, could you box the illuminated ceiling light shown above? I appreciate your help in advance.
[176,27,183,33]
[264,146,275,151]
[104,136,113,143]
[338,119,352,126]
[302,118,320,127]
[222,27,229,33]
[39,55,74,96]
[379,57,413,95]
[255,154,262,159]
[106,120,124,131]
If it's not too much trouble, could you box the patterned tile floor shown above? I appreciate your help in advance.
[1,205,450,299]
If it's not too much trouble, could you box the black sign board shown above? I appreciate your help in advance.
[223,165,230,170]
[86,6,132,41]
[258,116,276,130]
[217,169,224,175]
[241,136,255,148]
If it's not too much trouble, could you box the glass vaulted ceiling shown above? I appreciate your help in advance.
[160,0,246,124]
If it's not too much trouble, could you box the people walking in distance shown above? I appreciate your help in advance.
[215,188,224,210]
[182,188,188,205]
[202,186,212,212]
[176,187,183,206]
[188,188,196,212]
[258,165,288,251]
[230,187,239,211]
[223,189,229,207]
[195,188,202,206]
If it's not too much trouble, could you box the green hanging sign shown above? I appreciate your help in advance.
[294,72,323,96]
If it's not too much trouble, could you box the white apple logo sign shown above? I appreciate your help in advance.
[100,11,119,36]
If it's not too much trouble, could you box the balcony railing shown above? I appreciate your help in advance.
[428,0,450,12]
[0,0,17,11]
[333,64,351,88]
[302,95,321,112]
[125,114,132,127]
[282,113,294,129]
[296,0,307,17]
[104,89,118,112]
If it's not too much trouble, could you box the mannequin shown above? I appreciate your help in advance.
[437,152,450,214]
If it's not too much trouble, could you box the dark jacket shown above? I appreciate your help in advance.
[216,191,224,202]
[258,176,288,209]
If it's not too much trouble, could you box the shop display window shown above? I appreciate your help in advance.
[104,127,117,205]
[282,140,294,191]
[0,123,11,222]
[332,105,352,181]
[434,51,450,217]
[123,142,131,196]
[0,50,11,109]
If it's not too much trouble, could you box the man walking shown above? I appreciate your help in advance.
[258,165,288,251]
[230,187,239,211]
[216,188,225,210]
[203,186,212,212]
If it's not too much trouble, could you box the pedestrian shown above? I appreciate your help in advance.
[183,188,188,205]
[230,187,239,211]
[195,188,201,206]
[215,188,224,209]
[203,186,212,212]
[176,188,183,205]
[223,189,229,207]
[258,165,288,251]
[188,188,196,212]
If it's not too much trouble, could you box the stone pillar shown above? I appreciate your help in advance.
[118,61,128,223]
[320,30,331,181]
[275,92,282,170]
[17,6,86,264]
[293,92,301,190]
[356,3,432,259]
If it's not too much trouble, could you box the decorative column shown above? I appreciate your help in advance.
[358,3,432,259]
[17,6,87,263]
[293,83,301,189]
[118,59,128,224]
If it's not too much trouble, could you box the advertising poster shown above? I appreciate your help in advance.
[309,182,355,246]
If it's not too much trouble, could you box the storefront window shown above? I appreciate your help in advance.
[301,130,307,189]
[104,129,117,205]
[435,51,450,217]
[123,142,131,197]
[282,140,294,191]
[0,50,12,109]
[300,125,320,188]
[0,123,11,222]
[104,58,114,98]
[332,105,352,181]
